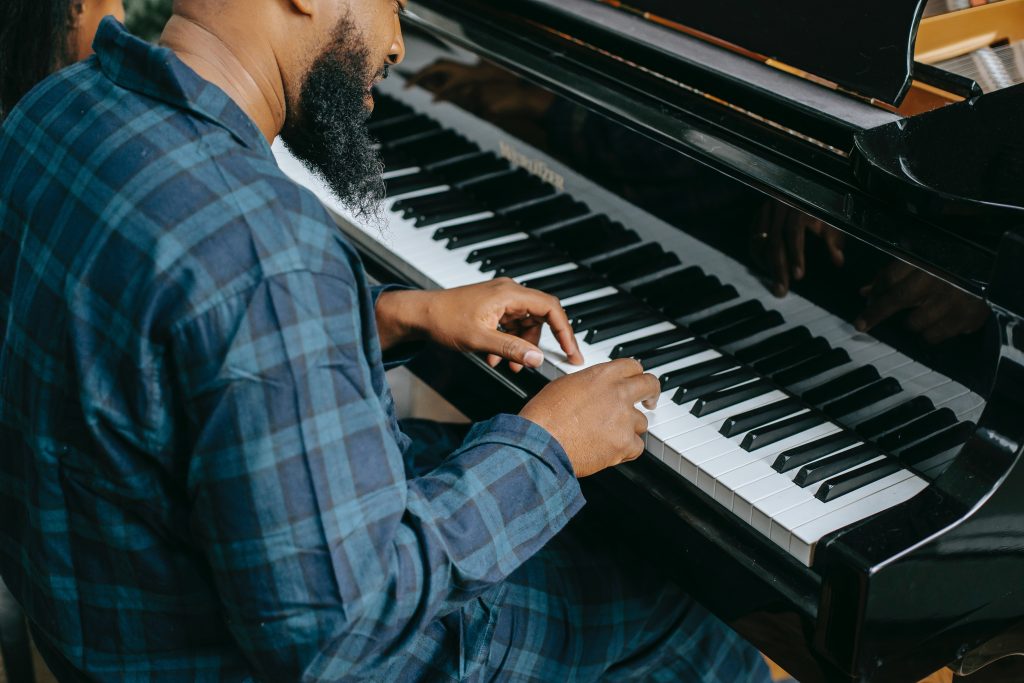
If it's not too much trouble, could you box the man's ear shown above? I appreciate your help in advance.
[288,0,316,17]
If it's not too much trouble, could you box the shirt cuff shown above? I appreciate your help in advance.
[370,283,425,369]
[464,413,585,522]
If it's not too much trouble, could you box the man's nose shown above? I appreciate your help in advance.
[388,19,406,66]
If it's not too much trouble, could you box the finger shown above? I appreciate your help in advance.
[486,353,502,368]
[478,329,546,368]
[625,435,645,462]
[855,288,918,332]
[508,288,583,365]
[768,206,789,296]
[905,298,947,333]
[634,408,650,435]
[860,260,915,298]
[509,362,524,373]
[824,228,846,267]
[624,372,662,406]
[787,218,807,281]
[608,357,645,377]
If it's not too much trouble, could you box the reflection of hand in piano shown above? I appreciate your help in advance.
[855,259,991,343]
[376,278,583,372]
[405,59,556,120]
[753,201,845,297]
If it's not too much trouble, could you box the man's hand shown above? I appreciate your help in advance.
[855,261,990,344]
[520,359,661,477]
[753,201,845,297]
[375,279,583,371]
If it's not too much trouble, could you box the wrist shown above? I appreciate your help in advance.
[376,289,431,350]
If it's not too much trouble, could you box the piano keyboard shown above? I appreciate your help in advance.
[272,77,985,567]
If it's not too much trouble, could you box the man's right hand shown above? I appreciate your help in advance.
[519,359,661,478]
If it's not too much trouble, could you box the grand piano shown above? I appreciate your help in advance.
[273,1,1024,680]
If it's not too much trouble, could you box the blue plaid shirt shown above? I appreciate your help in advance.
[0,18,583,682]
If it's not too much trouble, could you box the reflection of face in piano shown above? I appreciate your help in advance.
[280,1,406,219]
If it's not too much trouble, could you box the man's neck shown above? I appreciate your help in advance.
[160,14,286,142]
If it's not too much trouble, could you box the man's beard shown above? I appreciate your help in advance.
[280,17,386,222]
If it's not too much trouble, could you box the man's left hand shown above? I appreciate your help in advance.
[376,279,584,371]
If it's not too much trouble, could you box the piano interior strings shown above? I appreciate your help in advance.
[274,1,1024,681]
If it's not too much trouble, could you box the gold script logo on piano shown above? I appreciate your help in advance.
[499,141,566,192]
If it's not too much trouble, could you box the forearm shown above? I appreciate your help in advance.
[374,288,432,351]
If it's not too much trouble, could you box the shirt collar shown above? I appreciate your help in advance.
[92,17,271,155]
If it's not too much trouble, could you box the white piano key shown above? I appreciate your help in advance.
[712,423,841,509]
[788,474,928,565]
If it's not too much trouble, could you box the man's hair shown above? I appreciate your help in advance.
[0,0,77,118]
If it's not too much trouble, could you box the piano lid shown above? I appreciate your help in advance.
[596,0,926,106]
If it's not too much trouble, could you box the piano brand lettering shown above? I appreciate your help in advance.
[499,141,566,192]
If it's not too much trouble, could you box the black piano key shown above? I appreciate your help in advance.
[482,247,559,273]
[545,276,606,300]
[372,114,441,143]
[733,327,812,364]
[367,94,413,122]
[753,337,830,375]
[574,306,643,333]
[856,396,935,439]
[672,368,755,405]
[815,458,903,502]
[649,274,720,310]
[562,292,633,320]
[720,398,803,438]
[661,357,735,392]
[823,377,902,419]
[430,151,508,177]
[630,266,705,303]
[664,284,739,318]
[416,201,489,227]
[542,216,629,253]
[589,244,664,275]
[687,301,764,336]
[795,443,880,487]
[612,327,693,360]
[493,254,570,278]
[386,172,443,198]
[586,313,664,344]
[467,239,536,264]
[773,432,860,473]
[438,219,520,248]
[898,421,973,474]
[521,268,598,297]
[692,381,774,418]
[878,408,958,453]
[605,252,682,286]
[367,111,416,132]
[393,189,459,213]
[802,366,882,407]
[637,340,706,370]
[707,310,785,347]
[502,195,589,231]
[770,348,851,387]
[382,132,477,170]
[741,411,824,452]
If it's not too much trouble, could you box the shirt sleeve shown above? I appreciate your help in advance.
[172,267,584,681]
[368,283,423,369]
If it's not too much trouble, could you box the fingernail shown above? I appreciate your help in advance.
[774,284,787,297]
[854,319,866,332]
[524,350,544,367]
[793,267,803,280]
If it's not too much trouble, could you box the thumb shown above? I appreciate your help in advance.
[480,329,545,368]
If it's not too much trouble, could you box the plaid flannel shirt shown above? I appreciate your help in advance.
[0,18,583,682]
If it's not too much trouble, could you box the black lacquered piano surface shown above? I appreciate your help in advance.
[273,5,1024,680]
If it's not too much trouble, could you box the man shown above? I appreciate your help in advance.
[0,0,769,680]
